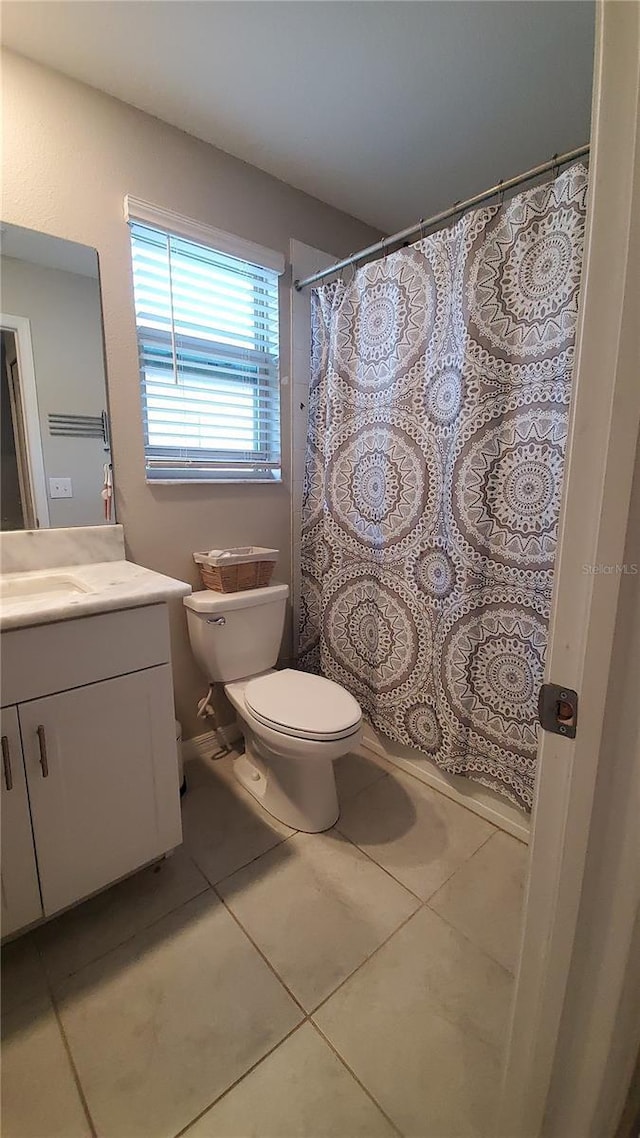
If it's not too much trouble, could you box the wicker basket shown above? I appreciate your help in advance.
[193,547,278,593]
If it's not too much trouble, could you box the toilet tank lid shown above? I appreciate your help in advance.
[183,581,289,614]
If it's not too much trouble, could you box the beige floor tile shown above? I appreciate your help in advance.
[336,770,495,900]
[182,763,294,885]
[334,749,389,803]
[2,996,91,1137]
[429,830,528,972]
[184,1023,396,1137]
[314,906,511,1137]
[56,890,302,1138]
[1,934,49,1017]
[218,829,419,1010]
[36,845,209,988]
[318,904,513,1050]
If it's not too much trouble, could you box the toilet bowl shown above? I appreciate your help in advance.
[226,669,362,831]
[183,583,363,832]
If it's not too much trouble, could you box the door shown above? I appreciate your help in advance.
[498,3,640,1134]
[1,705,43,936]
[19,665,182,916]
[0,314,49,528]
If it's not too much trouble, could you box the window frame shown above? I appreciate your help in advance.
[125,196,285,484]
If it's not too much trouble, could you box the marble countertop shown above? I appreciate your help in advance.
[1,523,126,574]
[0,560,192,631]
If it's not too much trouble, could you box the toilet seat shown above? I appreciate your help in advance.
[244,669,361,742]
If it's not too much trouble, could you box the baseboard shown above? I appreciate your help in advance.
[361,723,530,844]
[182,722,242,762]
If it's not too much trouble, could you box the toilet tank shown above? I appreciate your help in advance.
[184,582,289,682]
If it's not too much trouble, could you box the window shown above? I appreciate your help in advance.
[125,197,284,482]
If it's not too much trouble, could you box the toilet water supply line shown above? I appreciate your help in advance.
[196,683,230,760]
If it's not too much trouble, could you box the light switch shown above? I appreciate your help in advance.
[49,477,73,499]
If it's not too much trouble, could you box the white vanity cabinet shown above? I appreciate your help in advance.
[1,603,182,937]
[1,707,43,936]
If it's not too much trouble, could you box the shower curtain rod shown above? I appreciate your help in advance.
[294,143,590,291]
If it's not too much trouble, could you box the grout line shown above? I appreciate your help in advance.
[339,754,391,795]
[333,757,502,906]
[332,817,426,906]
[308,905,421,1018]
[208,827,421,1025]
[173,1020,309,1138]
[35,878,213,992]
[206,827,299,891]
[309,1019,404,1137]
[33,943,98,1138]
[424,827,498,906]
[212,884,308,1017]
[308,895,513,1077]
[336,765,392,810]
[20,751,508,1138]
[412,899,518,1056]
[423,896,518,978]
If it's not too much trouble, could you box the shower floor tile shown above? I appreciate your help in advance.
[1,746,523,1138]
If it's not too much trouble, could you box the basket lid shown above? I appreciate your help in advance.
[184,582,288,614]
[194,547,279,567]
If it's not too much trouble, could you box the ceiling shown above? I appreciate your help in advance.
[1,1,595,233]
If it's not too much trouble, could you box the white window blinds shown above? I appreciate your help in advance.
[126,202,283,482]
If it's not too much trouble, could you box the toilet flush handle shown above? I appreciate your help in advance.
[207,616,226,626]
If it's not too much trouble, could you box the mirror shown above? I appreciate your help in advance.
[1,222,114,530]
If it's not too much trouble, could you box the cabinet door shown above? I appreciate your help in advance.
[1,706,43,936]
[20,665,182,917]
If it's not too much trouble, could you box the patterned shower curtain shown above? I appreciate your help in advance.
[299,164,588,811]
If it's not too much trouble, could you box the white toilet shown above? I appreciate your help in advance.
[183,583,363,831]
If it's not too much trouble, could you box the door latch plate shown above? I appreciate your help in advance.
[538,683,578,738]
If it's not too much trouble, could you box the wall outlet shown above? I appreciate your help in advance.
[49,477,73,499]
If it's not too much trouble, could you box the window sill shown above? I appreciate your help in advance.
[146,478,284,486]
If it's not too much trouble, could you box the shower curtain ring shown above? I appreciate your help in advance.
[330,256,344,287]
[552,152,560,180]
[498,179,505,208]
[419,217,426,243]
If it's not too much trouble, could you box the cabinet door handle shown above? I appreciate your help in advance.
[36,725,49,778]
[1,735,13,791]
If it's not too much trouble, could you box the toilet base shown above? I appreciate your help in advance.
[233,730,340,832]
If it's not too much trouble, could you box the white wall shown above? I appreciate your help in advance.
[1,255,107,527]
[0,49,380,737]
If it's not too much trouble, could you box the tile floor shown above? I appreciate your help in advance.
[1,747,528,1138]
